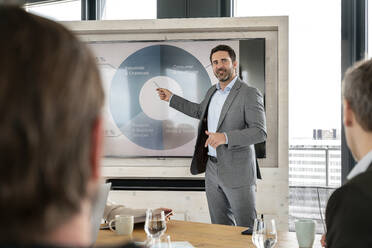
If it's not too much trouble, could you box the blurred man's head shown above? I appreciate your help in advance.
[342,58,372,161]
[0,6,104,243]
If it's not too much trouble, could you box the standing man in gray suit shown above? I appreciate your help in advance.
[156,45,267,227]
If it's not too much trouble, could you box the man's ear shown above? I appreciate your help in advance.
[343,99,354,127]
[233,60,238,70]
[90,116,103,181]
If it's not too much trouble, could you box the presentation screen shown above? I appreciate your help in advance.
[89,39,265,157]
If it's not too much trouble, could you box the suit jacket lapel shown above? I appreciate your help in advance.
[216,79,242,131]
[191,85,217,175]
[200,85,217,120]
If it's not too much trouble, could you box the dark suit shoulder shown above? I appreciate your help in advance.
[325,170,372,248]
[327,170,372,217]
[346,169,372,189]
[339,170,372,203]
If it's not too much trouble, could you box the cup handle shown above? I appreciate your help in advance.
[108,219,115,232]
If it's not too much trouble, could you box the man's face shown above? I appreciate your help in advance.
[211,51,237,82]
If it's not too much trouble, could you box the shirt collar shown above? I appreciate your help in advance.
[347,149,372,180]
[216,76,238,91]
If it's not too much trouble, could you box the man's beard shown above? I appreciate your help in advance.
[215,68,233,82]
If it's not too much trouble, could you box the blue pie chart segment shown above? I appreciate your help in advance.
[110,44,211,150]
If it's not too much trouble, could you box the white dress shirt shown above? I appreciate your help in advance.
[207,76,238,158]
[347,149,372,180]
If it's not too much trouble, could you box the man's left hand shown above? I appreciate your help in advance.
[204,131,226,148]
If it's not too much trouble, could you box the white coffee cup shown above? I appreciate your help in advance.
[109,215,134,235]
[295,219,316,248]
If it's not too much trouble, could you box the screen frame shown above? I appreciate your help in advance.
[63,16,288,170]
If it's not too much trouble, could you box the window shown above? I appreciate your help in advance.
[235,0,341,233]
[98,0,156,20]
[25,0,81,21]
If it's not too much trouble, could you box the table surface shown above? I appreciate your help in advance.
[96,220,322,248]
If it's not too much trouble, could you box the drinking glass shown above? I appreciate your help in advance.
[264,219,277,248]
[252,218,264,248]
[252,218,277,248]
[144,209,167,244]
[148,235,172,248]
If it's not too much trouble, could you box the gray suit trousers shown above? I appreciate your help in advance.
[205,159,257,228]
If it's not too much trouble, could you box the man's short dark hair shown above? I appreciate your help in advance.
[209,44,236,63]
[343,58,372,131]
[0,6,104,242]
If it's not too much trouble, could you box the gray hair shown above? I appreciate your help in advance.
[342,58,372,131]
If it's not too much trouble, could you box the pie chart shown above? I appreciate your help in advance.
[110,44,211,150]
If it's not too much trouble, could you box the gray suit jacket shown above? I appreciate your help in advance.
[170,78,267,187]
